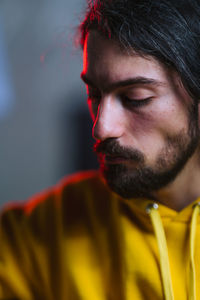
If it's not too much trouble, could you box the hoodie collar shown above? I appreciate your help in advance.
[119,196,200,223]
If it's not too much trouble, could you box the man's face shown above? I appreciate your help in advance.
[81,31,200,199]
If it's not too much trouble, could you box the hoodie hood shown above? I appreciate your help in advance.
[120,196,200,300]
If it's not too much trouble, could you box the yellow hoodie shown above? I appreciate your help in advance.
[0,170,200,300]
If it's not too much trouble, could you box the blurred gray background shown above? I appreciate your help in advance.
[0,0,99,205]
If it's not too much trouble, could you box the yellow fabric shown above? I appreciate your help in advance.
[147,204,174,300]
[0,171,200,299]
[189,203,200,300]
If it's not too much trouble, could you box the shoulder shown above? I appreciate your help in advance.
[0,171,121,298]
[0,170,115,235]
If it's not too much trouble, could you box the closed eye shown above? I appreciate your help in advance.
[122,96,153,107]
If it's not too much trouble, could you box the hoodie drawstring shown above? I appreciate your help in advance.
[146,202,200,300]
[189,203,200,300]
[146,203,174,300]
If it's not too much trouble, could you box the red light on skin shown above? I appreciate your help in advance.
[82,36,89,75]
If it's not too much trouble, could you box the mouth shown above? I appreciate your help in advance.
[104,155,129,164]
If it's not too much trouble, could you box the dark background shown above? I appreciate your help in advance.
[0,0,99,205]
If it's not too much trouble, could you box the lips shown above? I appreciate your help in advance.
[104,155,128,164]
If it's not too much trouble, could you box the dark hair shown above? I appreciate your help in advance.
[79,0,200,102]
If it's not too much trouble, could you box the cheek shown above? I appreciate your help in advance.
[124,100,189,154]
[154,99,189,135]
[138,96,189,135]
[125,110,163,154]
[128,111,153,135]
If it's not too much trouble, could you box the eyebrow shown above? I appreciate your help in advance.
[80,72,166,92]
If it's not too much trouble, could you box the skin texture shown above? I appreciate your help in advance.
[81,30,200,211]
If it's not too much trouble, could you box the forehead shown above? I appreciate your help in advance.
[82,30,171,89]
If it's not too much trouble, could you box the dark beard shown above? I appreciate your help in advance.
[94,108,200,199]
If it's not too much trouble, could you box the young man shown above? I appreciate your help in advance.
[1,0,200,299]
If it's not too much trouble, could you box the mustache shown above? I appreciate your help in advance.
[93,139,144,162]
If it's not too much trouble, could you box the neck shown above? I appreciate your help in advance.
[152,151,200,211]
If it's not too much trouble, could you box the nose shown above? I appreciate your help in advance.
[92,96,124,141]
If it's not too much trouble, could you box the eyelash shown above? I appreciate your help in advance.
[87,95,152,108]
[122,96,153,107]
